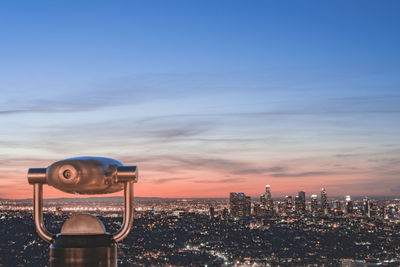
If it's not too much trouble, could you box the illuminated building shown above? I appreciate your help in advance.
[230,192,251,217]
[295,196,301,214]
[284,195,293,214]
[222,207,229,219]
[296,191,306,214]
[311,195,318,215]
[260,185,274,211]
[345,195,353,214]
[209,206,215,218]
[253,203,268,217]
[333,200,341,214]
[363,197,371,217]
[321,187,328,215]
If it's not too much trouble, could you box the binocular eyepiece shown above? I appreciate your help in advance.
[28,157,138,194]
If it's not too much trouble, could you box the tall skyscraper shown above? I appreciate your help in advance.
[321,187,328,215]
[230,192,251,217]
[222,207,229,219]
[334,200,341,214]
[345,195,353,214]
[363,197,371,217]
[261,185,274,211]
[297,191,306,214]
[284,195,293,214]
[253,203,268,217]
[295,196,301,213]
[311,194,318,215]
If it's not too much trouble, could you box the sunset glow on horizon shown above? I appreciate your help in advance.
[1,1,399,199]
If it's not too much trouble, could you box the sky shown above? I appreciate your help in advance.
[0,0,400,199]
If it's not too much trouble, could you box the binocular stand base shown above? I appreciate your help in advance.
[49,234,117,267]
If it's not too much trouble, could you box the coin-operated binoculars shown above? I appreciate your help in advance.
[27,157,138,267]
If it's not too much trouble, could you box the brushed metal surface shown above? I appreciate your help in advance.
[116,166,138,183]
[28,168,47,184]
[50,235,117,267]
[34,183,55,243]
[28,156,138,246]
[61,214,106,235]
[112,181,134,242]
[47,157,125,194]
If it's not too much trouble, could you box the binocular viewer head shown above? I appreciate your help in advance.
[28,156,138,194]
[27,156,138,245]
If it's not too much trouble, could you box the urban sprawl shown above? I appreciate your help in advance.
[2,186,400,266]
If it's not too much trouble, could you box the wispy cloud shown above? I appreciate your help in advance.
[134,155,277,175]
[271,171,338,178]
[335,154,358,158]
[152,177,191,184]
[192,178,242,184]
[151,177,243,184]
[231,166,286,175]
[137,107,400,123]
[0,108,81,115]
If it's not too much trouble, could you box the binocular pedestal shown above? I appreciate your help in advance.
[49,213,118,267]
[50,234,117,267]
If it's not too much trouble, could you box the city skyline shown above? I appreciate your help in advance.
[4,195,400,266]
[1,1,400,199]
[0,183,392,201]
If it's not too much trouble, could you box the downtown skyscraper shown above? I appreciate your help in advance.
[321,187,328,215]
[260,185,274,212]
[230,192,251,217]
[295,191,306,214]
[311,194,318,215]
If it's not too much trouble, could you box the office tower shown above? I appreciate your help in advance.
[321,187,328,215]
[229,192,251,217]
[209,206,215,218]
[295,196,301,213]
[333,200,341,214]
[363,197,371,217]
[284,195,293,214]
[345,195,353,214]
[311,194,318,215]
[254,203,268,217]
[297,191,306,214]
[265,185,272,199]
[245,195,251,216]
[222,207,229,219]
[378,207,385,219]
[261,185,274,211]
[230,192,239,216]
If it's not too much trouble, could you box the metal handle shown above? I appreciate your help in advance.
[33,183,55,243]
[32,181,135,243]
[112,181,134,242]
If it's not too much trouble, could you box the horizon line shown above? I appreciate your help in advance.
[3,195,400,201]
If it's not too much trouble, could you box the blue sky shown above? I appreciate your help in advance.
[0,1,399,198]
